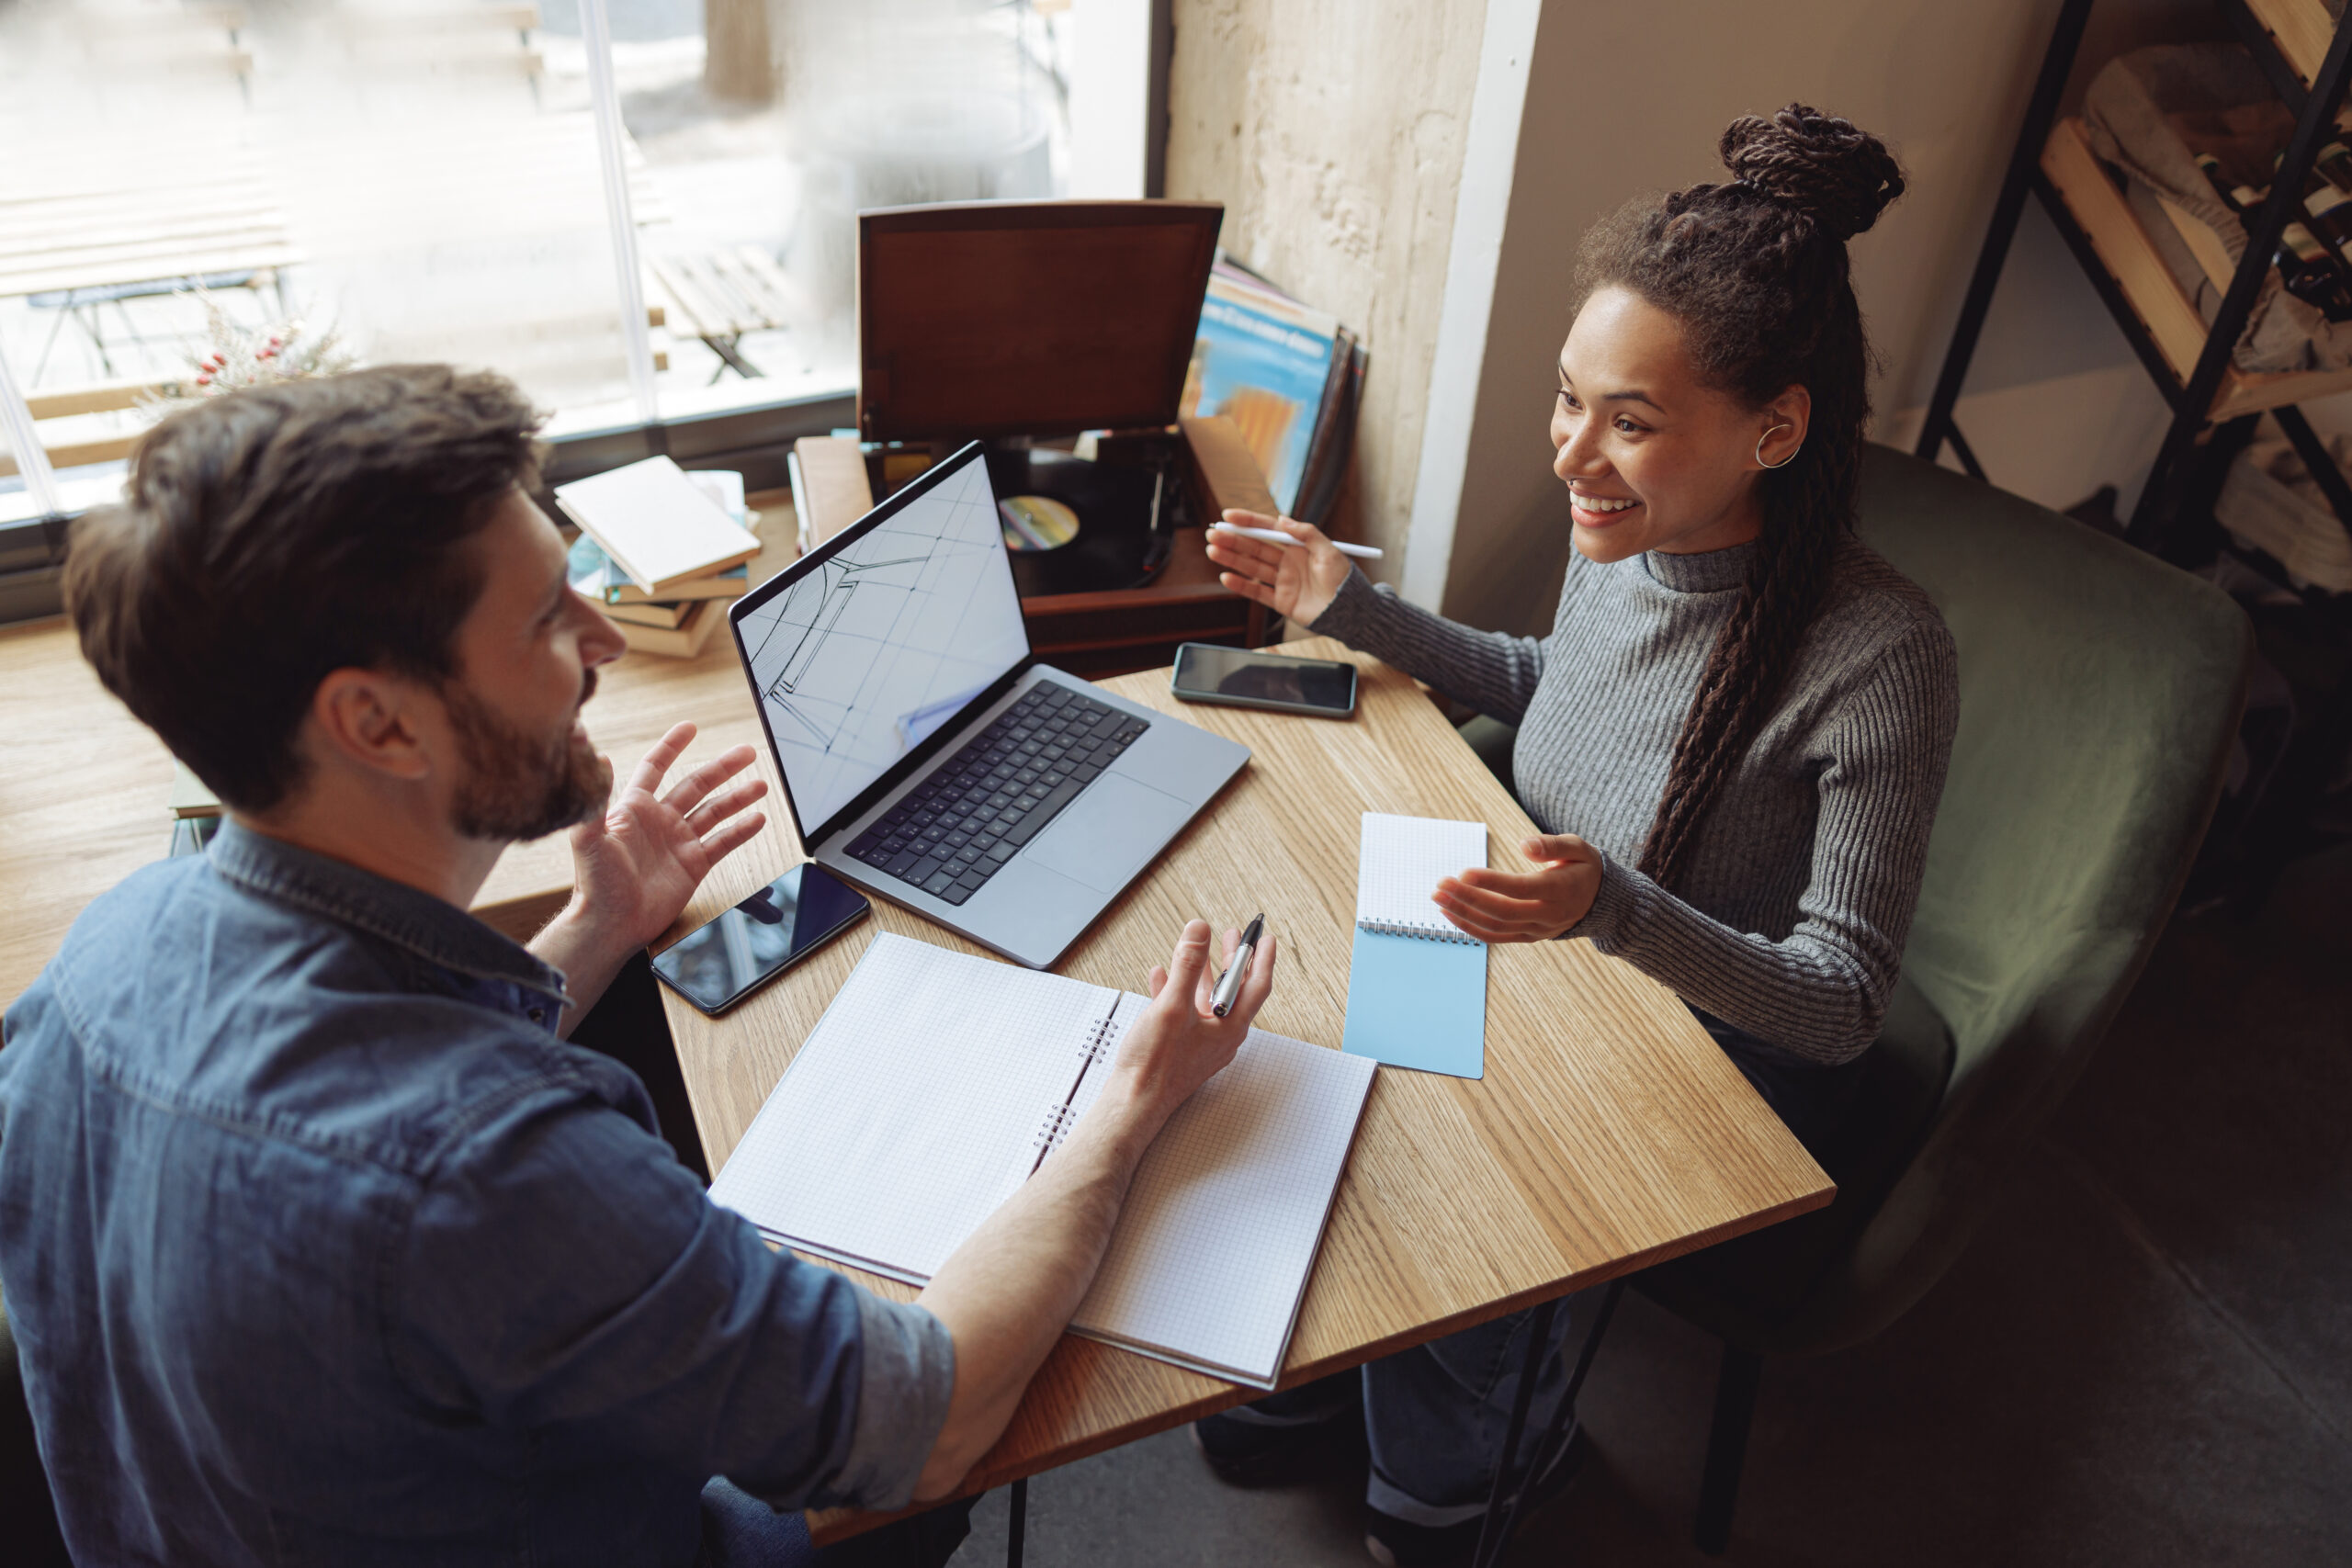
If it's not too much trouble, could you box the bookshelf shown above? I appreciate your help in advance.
[2036,116,2352,423]
[1919,0,2352,561]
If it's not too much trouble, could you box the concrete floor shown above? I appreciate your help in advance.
[944,843,2352,1566]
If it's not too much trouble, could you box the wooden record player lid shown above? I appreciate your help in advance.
[857,199,1223,443]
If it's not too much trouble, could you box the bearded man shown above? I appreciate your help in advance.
[0,367,1274,1566]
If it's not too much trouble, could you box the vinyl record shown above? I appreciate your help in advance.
[982,448,1166,597]
[998,495,1082,551]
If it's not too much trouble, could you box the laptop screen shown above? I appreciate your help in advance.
[736,448,1028,836]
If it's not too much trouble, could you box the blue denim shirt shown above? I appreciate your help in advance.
[0,821,955,1566]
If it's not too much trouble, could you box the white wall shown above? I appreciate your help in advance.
[1427,0,2230,633]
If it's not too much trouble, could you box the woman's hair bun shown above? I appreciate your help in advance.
[1719,104,1905,243]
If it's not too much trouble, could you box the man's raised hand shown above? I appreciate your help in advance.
[568,721,768,953]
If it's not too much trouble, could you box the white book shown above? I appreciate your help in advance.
[707,932,1377,1389]
[1355,813,1487,946]
[555,456,761,595]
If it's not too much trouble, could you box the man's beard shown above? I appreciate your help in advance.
[444,674,613,842]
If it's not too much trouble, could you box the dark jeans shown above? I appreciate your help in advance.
[1363,1304,1577,1527]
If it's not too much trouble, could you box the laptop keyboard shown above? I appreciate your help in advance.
[844,684,1151,906]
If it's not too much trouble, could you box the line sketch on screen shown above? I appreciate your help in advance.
[739,459,1028,830]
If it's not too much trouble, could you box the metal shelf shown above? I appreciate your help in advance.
[1918,0,2352,560]
[2037,116,2352,423]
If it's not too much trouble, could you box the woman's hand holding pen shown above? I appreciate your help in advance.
[1434,833,1603,943]
[1204,509,1351,627]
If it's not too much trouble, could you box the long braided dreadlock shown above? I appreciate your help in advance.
[1577,105,1905,891]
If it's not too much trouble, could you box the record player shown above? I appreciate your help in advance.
[789,199,1281,677]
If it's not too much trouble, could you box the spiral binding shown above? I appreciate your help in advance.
[1032,1011,1124,1161]
[1359,917,1482,947]
[1079,1011,1120,1065]
[1032,1101,1081,1156]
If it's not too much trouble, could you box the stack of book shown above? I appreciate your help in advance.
[1182,257,1366,525]
[560,457,763,658]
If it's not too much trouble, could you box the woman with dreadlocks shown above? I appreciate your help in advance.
[1199,107,1959,1565]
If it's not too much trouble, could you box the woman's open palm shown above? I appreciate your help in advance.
[1432,833,1602,943]
[1203,510,1352,628]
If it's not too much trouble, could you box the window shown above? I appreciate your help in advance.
[0,347,44,527]
[0,0,1159,544]
[586,0,1133,421]
[0,339,63,622]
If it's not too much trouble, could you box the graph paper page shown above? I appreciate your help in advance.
[707,933,1115,1280]
[1066,1003,1378,1387]
[1356,813,1486,942]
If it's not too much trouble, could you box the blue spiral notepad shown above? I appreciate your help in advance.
[1341,814,1488,1079]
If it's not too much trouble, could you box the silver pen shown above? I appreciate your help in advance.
[1211,913,1264,1018]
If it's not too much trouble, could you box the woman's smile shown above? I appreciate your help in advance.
[1569,490,1642,525]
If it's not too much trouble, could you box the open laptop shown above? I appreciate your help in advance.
[729,441,1250,969]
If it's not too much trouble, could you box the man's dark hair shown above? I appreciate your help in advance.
[64,365,547,813]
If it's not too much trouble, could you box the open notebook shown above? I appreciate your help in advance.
[1343,813,1490,1078]
[1357,814,1487,942]
[707,932,1377,1389]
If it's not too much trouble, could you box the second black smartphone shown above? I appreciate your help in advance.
[650,863,870,1016]
[1170,642,1359,718]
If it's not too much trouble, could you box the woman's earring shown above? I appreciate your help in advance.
[1756,424,1800,469]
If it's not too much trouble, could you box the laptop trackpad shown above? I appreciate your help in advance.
[1025,774,1191,893]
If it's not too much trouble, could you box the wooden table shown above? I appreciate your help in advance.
[653,637,1833,1540]
[0,507,1831,1547]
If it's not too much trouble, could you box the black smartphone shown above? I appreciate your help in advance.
[650,863,871,1017]
[1170,642,1359,718]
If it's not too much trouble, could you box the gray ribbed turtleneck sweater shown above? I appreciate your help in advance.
[1311,535,1958,1066]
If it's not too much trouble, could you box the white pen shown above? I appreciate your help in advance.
[1212,520,1385,560]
